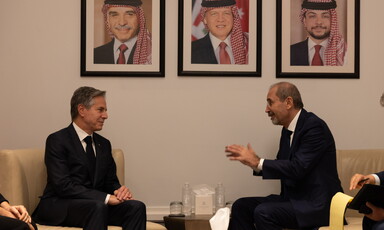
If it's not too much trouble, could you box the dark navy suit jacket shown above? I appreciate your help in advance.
[191,34,218,64]
[33,124,121,225]
[255,109,343,228]
[290,38,309,66]
[94,39,136,64]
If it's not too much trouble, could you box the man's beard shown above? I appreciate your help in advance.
[268,112,281,126]
[308,27,330,40]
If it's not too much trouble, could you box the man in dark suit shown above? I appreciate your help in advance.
[290,0,347,66]
[32,86,146,230]
[226,82,343,230]
[350,170,384,229]
[0,193,37,230]
[191,0,248,64]
[94,0,152,65]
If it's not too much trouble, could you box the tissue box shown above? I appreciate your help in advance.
[194,194,213,215]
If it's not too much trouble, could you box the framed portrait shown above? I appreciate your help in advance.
[81,0,165,77]
[178,0,262,77]
[276,0,360,78]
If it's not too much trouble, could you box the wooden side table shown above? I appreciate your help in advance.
[163,214,213,230]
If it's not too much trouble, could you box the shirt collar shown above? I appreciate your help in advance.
[308,37,328,50]
[72,122,92,142]
[287,109,302,133]
[209,33,231,50]
[113,36,138,53]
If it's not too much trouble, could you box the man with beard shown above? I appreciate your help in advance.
[290,0,347,66]
[225,82,343,229]
[94,0,152,65]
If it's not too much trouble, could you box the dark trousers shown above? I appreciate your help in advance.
[0,215,37,230]
[60,199,146,230]
[228,195,299,230]
[363,217,384,230]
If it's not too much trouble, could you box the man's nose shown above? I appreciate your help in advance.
[118,16,127,25]
[217,13,225,21]
[103,111,108,119]
[265,105,270,113]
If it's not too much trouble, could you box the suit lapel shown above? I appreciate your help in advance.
[290,109,307,158]
[204,35,219,64]
[92,134,104,186]
[127,43,137,64]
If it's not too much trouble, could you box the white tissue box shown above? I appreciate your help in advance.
[194,194,213,215]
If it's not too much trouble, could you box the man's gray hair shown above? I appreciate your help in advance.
[270,82,304,109]
[70,86,106,120]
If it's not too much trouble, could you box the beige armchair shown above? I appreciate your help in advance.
[319,149,384,230]
[0,148,166,230]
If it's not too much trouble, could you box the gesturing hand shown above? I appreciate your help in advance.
[225,143,260,170]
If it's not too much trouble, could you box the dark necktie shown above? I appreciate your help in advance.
[280,128,293,160]
[219,42,231,64]
[117,44,128,64]
[311,45,323,66]
[84,136,96,180]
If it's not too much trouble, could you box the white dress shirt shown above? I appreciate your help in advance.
[113,36,138,64]
[307,38,328,66]
[209,33,235,64]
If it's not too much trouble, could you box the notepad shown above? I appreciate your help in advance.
[348,184,384,214]
[329,192,353,230]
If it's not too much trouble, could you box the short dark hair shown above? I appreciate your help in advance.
[271,82,304,109]
[70,86,106,120]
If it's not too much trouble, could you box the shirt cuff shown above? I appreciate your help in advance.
[373,174,380,185]
[105,194,110,204]
[253,158,264,173]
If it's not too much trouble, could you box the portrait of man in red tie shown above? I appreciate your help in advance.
[190,0,249,65]
[93,0,152,65]
[290,0,347,66]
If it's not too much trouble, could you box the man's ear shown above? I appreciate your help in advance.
[78,104,86,117]
[285,97,294,109]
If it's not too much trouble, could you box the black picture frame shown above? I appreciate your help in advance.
[276,0,360,79]
[178,0,262,77]
[81,0,165,77]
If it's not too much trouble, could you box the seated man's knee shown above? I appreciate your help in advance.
[253,203,270,221]
[129,200,146,213]
[232,198,249,212]
[88,200,108,215]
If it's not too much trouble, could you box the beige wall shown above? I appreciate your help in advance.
[0,0,383,216]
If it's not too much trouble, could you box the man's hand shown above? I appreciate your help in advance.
[0,207,16,219]
[107,195,124,206]
[349,173,374,190]
[114,185,133,202]
[365,202,384,221]
[10,205,31,223]
[225,143,260,170]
